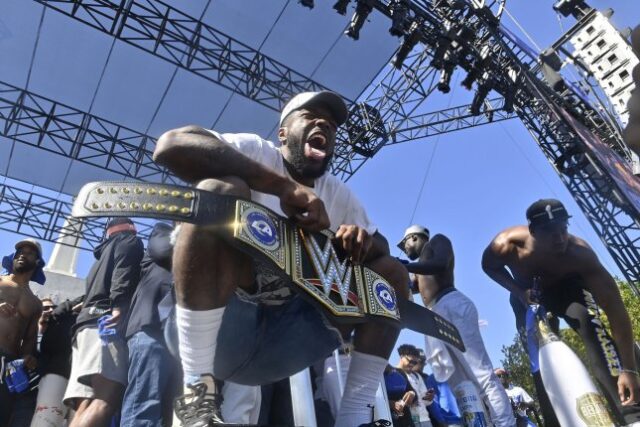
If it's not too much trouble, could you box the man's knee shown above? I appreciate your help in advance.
[91,376,124,408]
[366,255,410,299]
[196,176,250,198]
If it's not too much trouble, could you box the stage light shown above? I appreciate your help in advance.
[539,48,567,93]
[462,45,492,90]
[553,0,590,19]
[345,0,373,40]
[391,21,423,69]
[502,67,518,113]
[299,0,314,8]
[438,64,454,93]
[389,0,409,37]
[469,80,492,116]
[503,89,515,113]
[333,0,350,15]
[433,0,465,11]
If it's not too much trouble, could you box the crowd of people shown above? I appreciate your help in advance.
[1,90,639,427]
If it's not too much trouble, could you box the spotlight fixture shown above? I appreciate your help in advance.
[553,0,590,19]
[461,45,491,90]
[345,0,373,40]
[469,78,492,116]
[461,72,477,90]
[391,21,423,69]
[502,67,518,113]
[333,0,350,15]
[430,33,454,69]
[389,0,408,37]
[299,0,314,8]
[539,48,567,93]
[438,63,454,93]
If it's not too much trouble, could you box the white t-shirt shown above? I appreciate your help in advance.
[210,131,377,304]
[506,385,533,417]
[406,371,433,424]
[211,131,376,235]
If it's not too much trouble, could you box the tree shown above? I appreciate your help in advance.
[500,335,537,400]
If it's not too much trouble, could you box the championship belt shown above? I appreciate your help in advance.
[72,181,465,352]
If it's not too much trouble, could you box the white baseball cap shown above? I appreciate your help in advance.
[279,91,348,127]
[397,225,430,250]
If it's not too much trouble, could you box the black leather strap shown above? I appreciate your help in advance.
[72,181,465,352]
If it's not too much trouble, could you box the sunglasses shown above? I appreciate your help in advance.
[42,305,56,311]
[403,356,419,365]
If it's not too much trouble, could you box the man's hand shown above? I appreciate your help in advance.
[23,355,37,371]
[423,388,436,404]
[104,307,123,329]
[334,225,372,264]
[618,371,640,405]
[0,302,17,318]
[392,400,405,415]
[72,302,83,313]
[516,288,536,306]
[278,182,329,232]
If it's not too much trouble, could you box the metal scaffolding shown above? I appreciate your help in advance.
[7,0,638,290]
[0,178,153,250]
[33,0,333,112]
[0,80,176,186]
[386,98,514,145]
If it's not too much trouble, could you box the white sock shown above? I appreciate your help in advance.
[334,351,388,427]
[175,305,225,384]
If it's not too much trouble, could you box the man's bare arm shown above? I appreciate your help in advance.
[578,247,636,371]
[155,126,291,195]
[334,228,388,265]
[481,233,527,299]
[577,242,639,404]
[405,234,452,275]
[20,302,41,359]
[155,126,329,231]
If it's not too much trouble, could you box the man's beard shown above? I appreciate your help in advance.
[407,249,419,260]
[286,140,333,179]
[13,260,36,274]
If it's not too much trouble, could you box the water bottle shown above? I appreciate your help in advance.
[5,359,29,393]
[453,381,488,427]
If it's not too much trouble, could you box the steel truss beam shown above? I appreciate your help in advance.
[0,178,153,250]
[31,0,513,180]
[0,80,177,186]
[34,0,332,112]
[332,48,442,178]
[387,98,514,145]
[330,0,526,179]
[0,78,507,194]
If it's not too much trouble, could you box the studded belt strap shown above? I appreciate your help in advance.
[72,181,465,352]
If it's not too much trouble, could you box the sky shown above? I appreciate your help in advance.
[0,0,637,372]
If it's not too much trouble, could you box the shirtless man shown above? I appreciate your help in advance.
[482,198,640,426]
[398,225,514,427]
[0,238,44,426]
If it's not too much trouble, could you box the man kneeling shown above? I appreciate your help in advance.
[154,91,409,426]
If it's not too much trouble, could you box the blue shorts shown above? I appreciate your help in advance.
[213,294,342,386]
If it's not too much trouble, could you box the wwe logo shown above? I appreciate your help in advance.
[306,233,353,305]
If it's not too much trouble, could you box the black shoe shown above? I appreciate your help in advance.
[358,420,391,427]
[174,376,224,426]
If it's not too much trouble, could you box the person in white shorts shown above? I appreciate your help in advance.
[63,218,144,427]
[398,225,514,427]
